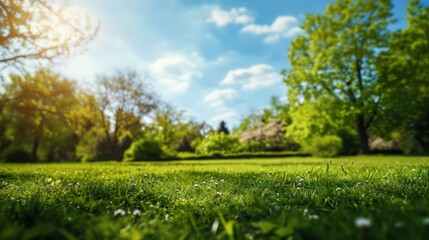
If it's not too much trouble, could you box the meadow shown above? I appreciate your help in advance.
[1,156,429,239]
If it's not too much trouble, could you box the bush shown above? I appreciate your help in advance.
[306,135,343,158]
[1,146,32,163]
[196,132,241,154]
[123,139,165,161]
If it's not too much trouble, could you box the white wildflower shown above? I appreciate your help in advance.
[355,217,371,228]
[133,209,141,217]
[114,209,126,216]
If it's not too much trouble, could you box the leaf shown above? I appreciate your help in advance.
[251,221,277,234]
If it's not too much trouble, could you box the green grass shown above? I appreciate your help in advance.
[1,156,429,239]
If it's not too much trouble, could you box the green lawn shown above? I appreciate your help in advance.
[1,156,429,239]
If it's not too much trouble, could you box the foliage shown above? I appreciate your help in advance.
[1,157,429,239]
[305,135,343,158]
[284,0,395,154]
[196,132,241,154]
[123,139,165,161]
[1,145,32,162]
[1,69,79,161]
[217,120,230,135]
[95,70,158,158]
[0,0,98,69]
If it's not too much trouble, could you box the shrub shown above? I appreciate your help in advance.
[2,146,32,163]
[196,132,241,154]
[306,135,343,158]
[123,139,164,161]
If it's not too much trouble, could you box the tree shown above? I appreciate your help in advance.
[0,0,98,70]
[2,69,78,161]
[284,0,394,154]
[95,70,158,158]
[217,120,230,135]
[375,0,429,152]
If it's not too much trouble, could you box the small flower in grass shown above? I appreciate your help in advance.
[336,187,342,191]
[215,191,221,197]
[114,209,126,216]
[210,179,214,183]
[215,181,218,185]
[355,217,371,228]
[221,179,224,184]
[309,215,319,220]
[207,186,211,190]
[144,173,148,177]
[194,183,199,187]
[133,209,141,217]
[423,217,429,225]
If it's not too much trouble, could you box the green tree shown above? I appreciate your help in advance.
[284,0,394,154]
[0,0,98,69]
[95,70,158,158]
[2,69,78,161]
[376,0,429,152]
[217,120,230,135]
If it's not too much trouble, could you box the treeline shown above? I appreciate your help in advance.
[1,0,428,162]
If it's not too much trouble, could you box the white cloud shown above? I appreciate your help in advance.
[148,52,203,94]
[203,88,237,108]
[207,5,254,27]
[208,109,240,127]
[221,64,282,90]
[241,16,303,43]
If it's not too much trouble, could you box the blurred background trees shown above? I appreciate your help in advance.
[0,0,428,162]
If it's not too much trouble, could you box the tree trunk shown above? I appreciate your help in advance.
[31,137,39,162]
[357,114,370,155]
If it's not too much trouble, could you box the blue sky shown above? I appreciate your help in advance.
[58,0,423,128]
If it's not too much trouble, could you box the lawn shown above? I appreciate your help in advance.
[1,156,429,239]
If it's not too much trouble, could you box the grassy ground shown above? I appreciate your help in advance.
[1,156,429,239]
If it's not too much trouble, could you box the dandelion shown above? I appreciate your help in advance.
[133,209,141,217]
[355,217,371,228]
[114,209,126,216]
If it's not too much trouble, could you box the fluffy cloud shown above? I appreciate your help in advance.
[203,88,237,108]
[241,16,303,43]
[207,6,254,27]
[208,109,240,127]
[221,64,282,90]
[148,53,203,94]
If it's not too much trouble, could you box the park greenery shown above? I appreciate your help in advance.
[1,0,429,239]
[1,0,428,163]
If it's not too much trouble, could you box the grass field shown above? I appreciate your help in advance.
[1,156,429,239]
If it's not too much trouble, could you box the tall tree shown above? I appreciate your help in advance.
[284,0,394,154]
[217,120,230,135]
[3,69,78,161]
[376,0,429,152]
[0,0,98,70]
[95,70,158,157]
